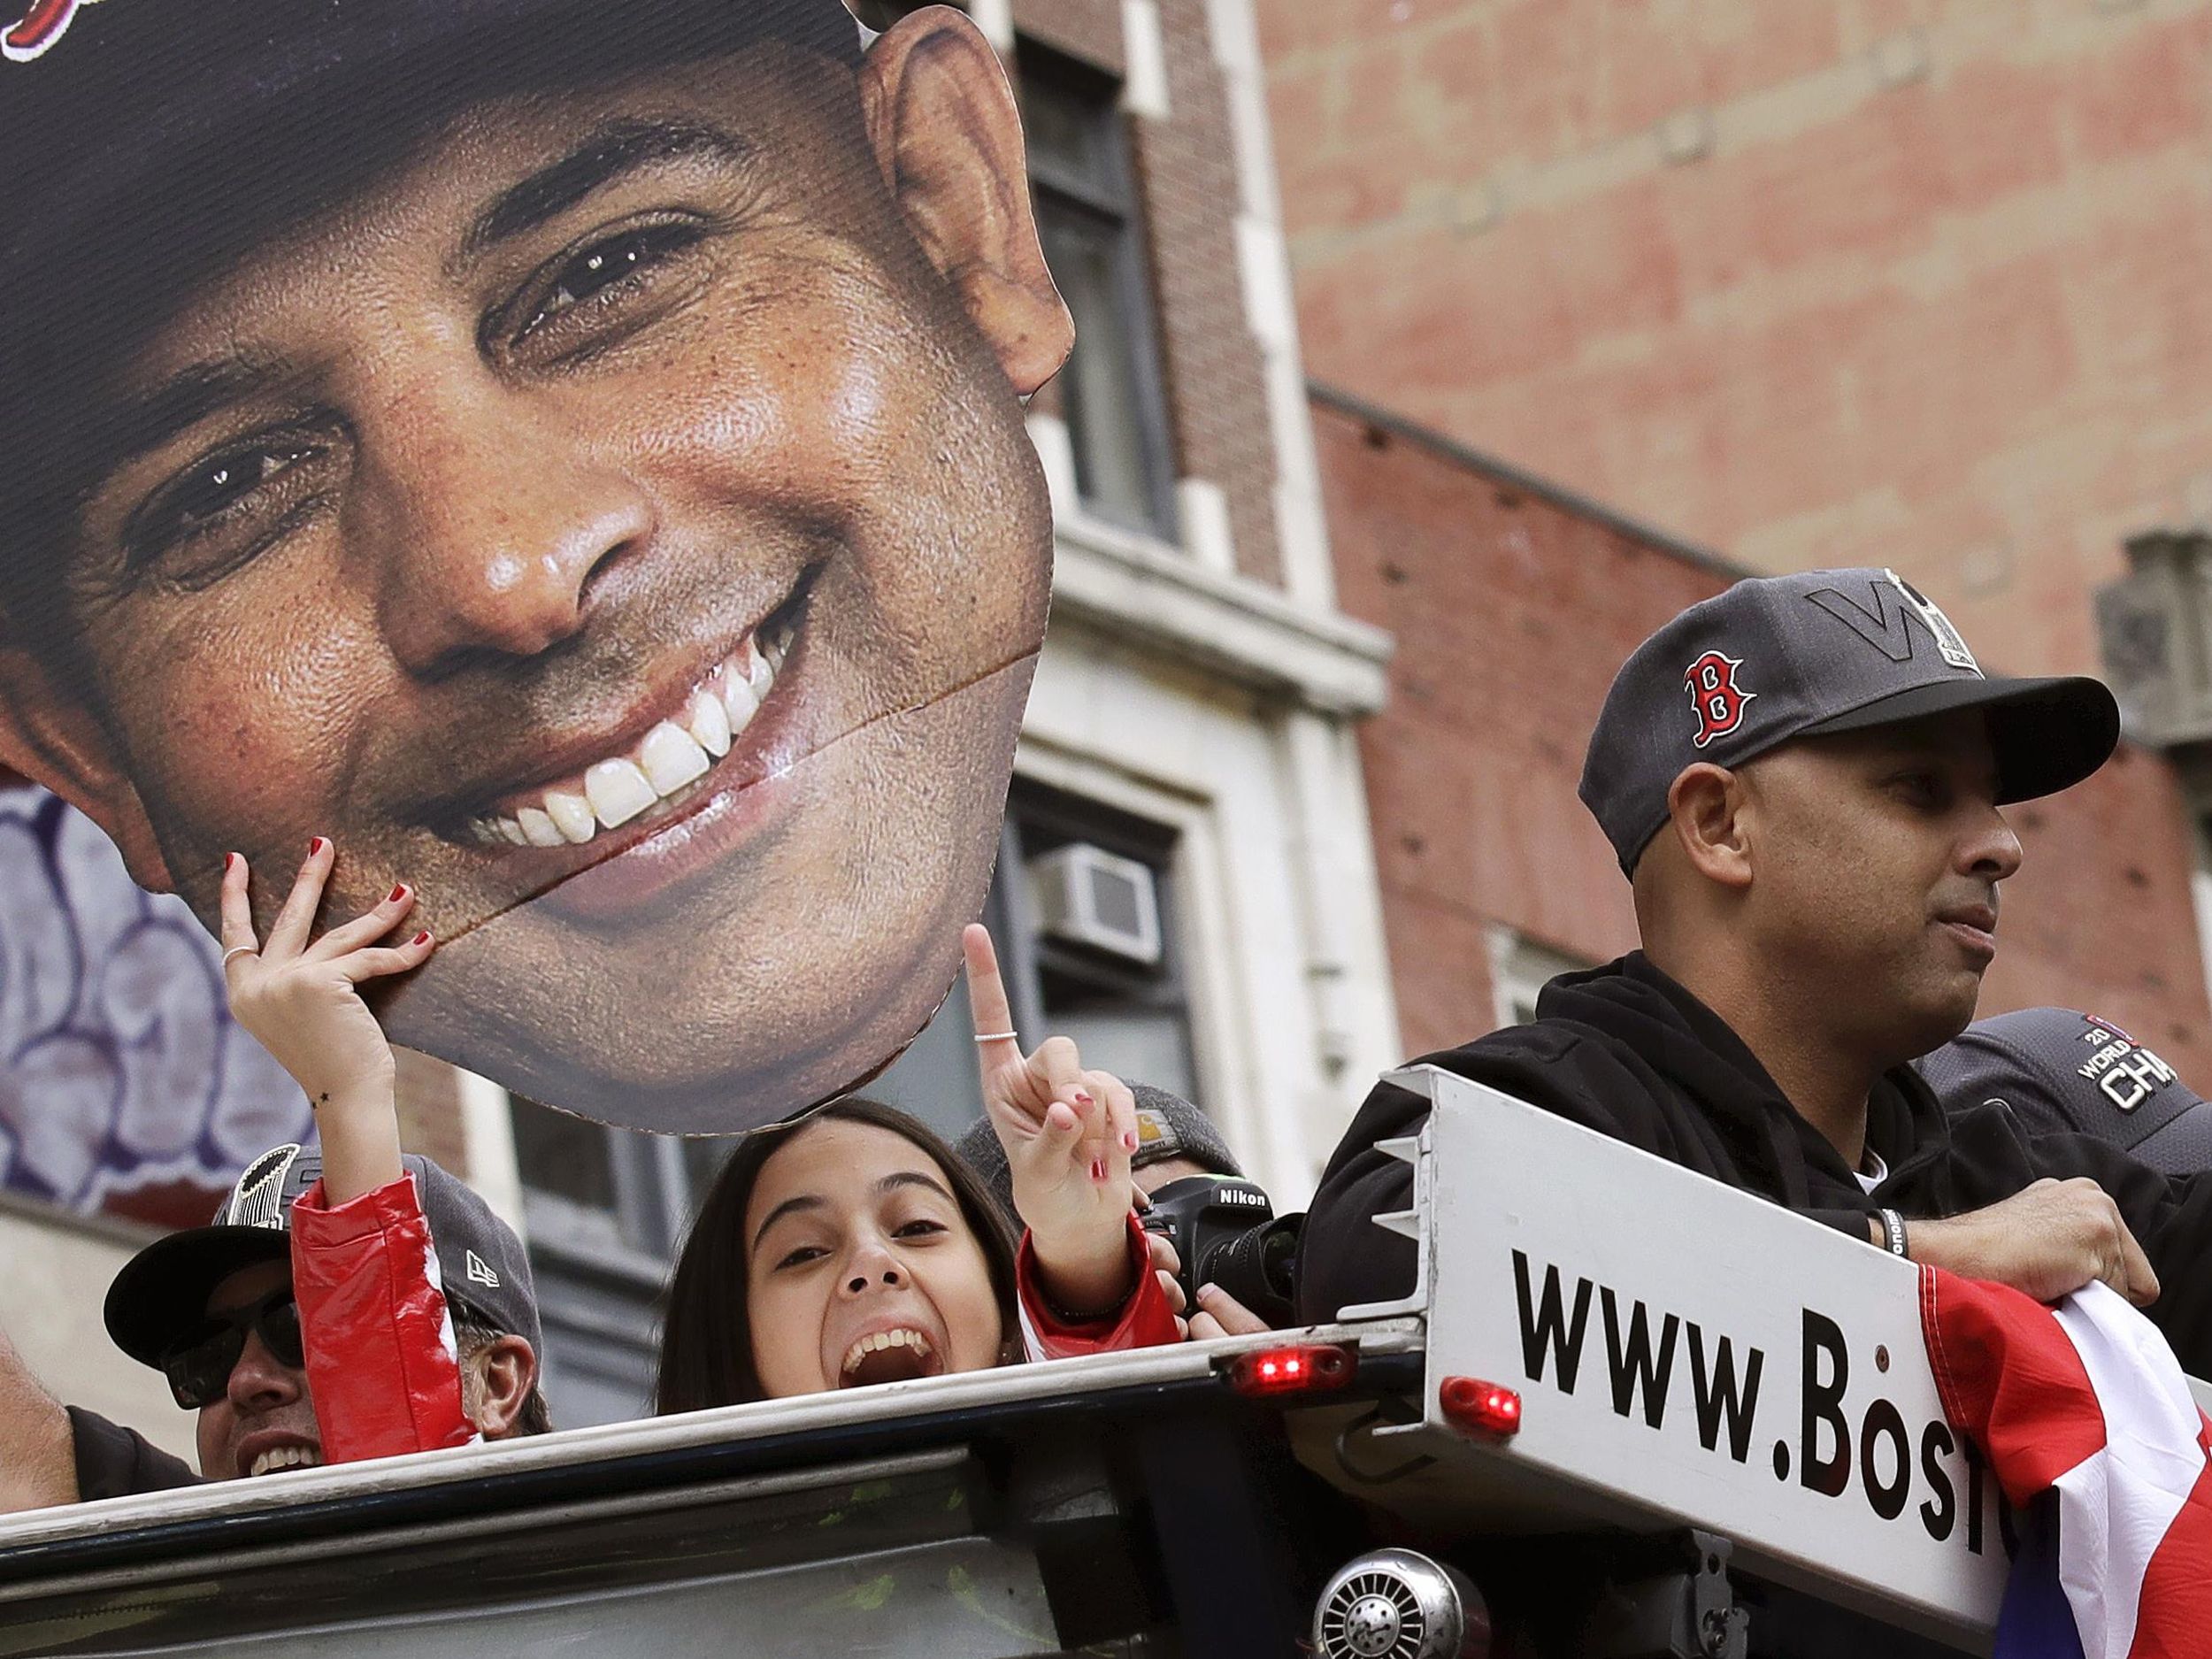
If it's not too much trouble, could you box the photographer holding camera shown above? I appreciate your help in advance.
[958,1083,1286,1339]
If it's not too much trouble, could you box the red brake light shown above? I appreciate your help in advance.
[1440,1376,1522,1437]
[1225,1343,1356,1398]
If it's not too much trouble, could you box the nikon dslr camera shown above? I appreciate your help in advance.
[1139,1174,1301,1327]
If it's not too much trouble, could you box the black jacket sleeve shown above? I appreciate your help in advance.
[66,1407,201,1502]
[1296,1029,1682,1325]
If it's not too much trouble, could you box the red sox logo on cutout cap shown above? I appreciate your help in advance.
[1684,650,1755,749]
[3,0,93,62]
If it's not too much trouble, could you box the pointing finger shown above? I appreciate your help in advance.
[217,854,259,973]
[963,924,1022,1074]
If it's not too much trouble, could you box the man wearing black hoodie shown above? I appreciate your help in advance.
[1300,568,2212,1373]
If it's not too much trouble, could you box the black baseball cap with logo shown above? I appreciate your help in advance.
[1918,1009,2212,1176]
[104,1142,541,1371]
[1578,567,2120,873]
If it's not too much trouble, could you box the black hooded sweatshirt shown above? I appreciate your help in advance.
[1297,952,2212,1375]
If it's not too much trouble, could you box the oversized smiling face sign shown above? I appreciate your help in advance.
[0,0,1070,1133]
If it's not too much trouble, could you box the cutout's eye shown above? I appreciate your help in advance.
[772,1243,829,1271]
[118,427,341,588]
[159,442,320,537]
[894,1218,950,1241]
[518,221,708,341]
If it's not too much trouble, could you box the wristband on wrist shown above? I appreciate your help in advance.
[1878,1207,1909,1260]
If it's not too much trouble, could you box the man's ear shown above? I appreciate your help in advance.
[859,7,1075,396]
[1664,763,1755,892]
[464,1335,539,1439]
[0,643,175,892]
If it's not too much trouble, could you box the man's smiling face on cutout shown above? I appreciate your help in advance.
[0,13,1071,1129]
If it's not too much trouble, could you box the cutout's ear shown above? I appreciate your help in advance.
[1664,762,1755,893]
[464,1334,540,1440]
[0,643,174,891]
[859,7,1074,396]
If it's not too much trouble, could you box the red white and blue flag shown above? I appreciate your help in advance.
[1922,1268,2212,1659]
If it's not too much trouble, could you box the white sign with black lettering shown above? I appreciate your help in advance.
[1407,1069,2012,1642]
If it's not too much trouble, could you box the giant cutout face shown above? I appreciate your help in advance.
[0,0,1071,1131]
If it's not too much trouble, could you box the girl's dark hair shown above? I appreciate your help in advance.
[655,1097,1022,1415]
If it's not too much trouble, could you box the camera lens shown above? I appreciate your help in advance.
[1197,1214,1302,1328]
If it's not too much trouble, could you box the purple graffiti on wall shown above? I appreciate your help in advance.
[0,787,311,1217]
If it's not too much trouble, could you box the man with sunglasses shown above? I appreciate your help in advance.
[1,1141,544,1509]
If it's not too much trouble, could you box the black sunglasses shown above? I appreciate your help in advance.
[158,1285,303,1410]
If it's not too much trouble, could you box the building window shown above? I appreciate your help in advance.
[1485,927,1593,1031]
[1019,46,1179,539]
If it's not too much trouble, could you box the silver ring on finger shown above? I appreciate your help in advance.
[972,1031,1018,1044]
[221,945,258,967]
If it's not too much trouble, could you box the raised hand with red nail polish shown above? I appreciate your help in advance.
[964,922,1145,1321]
[218,841,435,1206]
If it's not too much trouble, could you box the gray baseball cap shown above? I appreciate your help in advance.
[1918,1009,2212,1175]
[1579,567,2119,872]
[105,1143,540,1369]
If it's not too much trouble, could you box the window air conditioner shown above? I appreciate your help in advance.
[1027,842,1163,964]
[2095,530,2212,748]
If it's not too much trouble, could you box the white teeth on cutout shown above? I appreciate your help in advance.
[517,806,565,849]
[687,689,732,757]
[469,623,793,850]
[585,758,657,829]
[638,721,710,795]
[722,674,759,732]
[544,791,596,844]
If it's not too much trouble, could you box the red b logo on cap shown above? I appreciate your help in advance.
[4,0,94,63]
[1684,651,1754,749]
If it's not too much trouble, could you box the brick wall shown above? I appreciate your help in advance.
[1317,392,2212,1075]
[1134,0,1286,587]
[1263,0,2212,679]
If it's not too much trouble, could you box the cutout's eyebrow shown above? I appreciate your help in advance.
[87,351,298,486]
[750,1170,960,1256]
[462,118,755,259]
